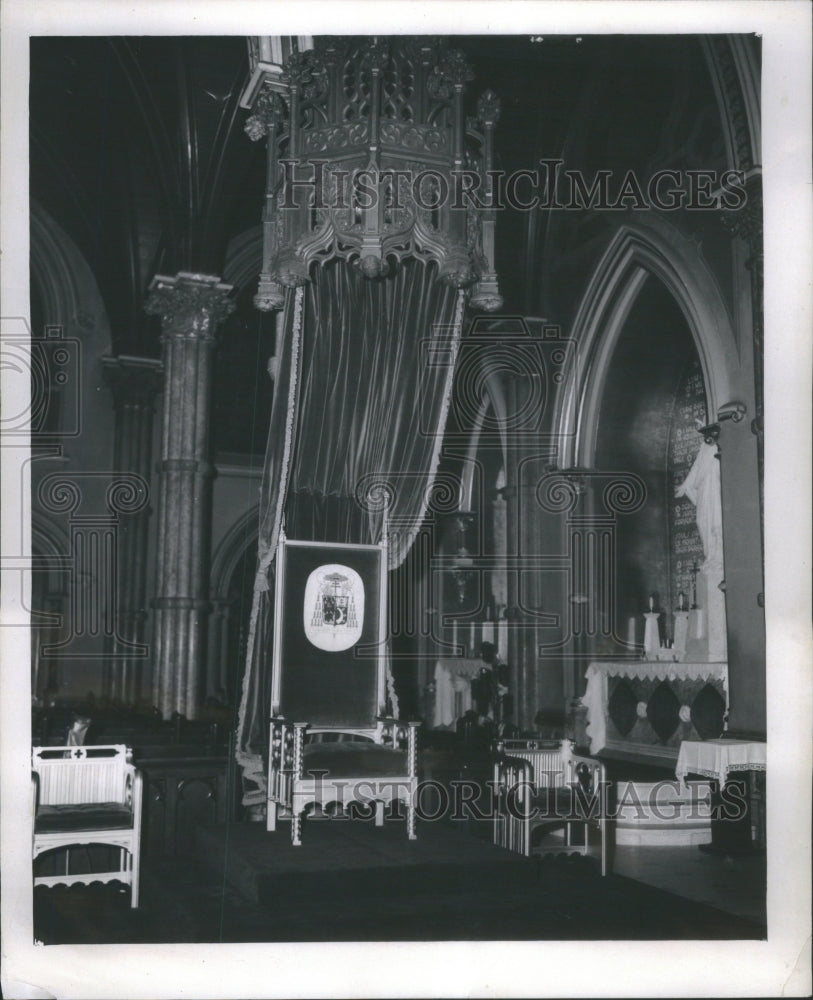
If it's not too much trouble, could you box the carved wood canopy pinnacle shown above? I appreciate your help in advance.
[244,86,287,141]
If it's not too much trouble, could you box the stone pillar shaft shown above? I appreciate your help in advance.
[146,273,235,719]
[722,179,763,560]
[102,356,162,705]
[503,378,523,726]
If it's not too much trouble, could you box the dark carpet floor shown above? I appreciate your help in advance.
[33,818,766,944]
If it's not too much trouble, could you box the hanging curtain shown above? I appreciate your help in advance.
[234,286,304,805]
[236,258,464,804]
[287,258,463,559]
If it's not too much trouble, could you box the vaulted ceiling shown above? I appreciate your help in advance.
[30,33,734,454]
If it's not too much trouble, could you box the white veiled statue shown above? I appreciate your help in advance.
[675,440,724,577]
[675,439,727,660]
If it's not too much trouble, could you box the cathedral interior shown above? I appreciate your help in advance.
[9,20,805,989]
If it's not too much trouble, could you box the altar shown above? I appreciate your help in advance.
[582,659,729,845]
[583,660,729,762]
[431,659,486,729]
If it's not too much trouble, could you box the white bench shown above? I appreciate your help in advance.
[32,744,143,907]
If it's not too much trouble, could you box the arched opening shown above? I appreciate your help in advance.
[412,384,511,731]
[29,202,117,706]
[593,275,709,644]
[559,220,739,668]
[558,220,738,468]
[558,222,739,758]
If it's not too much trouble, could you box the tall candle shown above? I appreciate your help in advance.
[497,620,507,661]
[643,611,660,658]
[648,594,655,611]
[626,616,636,649]
[673,610,689,656]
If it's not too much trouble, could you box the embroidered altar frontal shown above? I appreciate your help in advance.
[584,661,728,762]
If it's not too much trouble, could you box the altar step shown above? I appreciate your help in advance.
[194,818,537,908]
[615,780,712,846]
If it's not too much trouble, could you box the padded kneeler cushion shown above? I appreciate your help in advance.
[35,803,134,833]
[302,742,409,778]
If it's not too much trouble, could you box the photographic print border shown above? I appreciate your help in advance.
[2,2,811,998]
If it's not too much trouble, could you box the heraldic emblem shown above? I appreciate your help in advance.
[303,563,365,651]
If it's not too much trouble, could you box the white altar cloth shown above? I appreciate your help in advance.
[433,659,484,728]
[675,738,766,786]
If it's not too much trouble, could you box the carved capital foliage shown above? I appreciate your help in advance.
[317,40,345,72]
[428,48,473,99]
[359,37,390,72]
[399,35,443,66]
[281,49,327,101]
[477,90,501,128]
[145,273,235,335]
[244,86,287,142]
[438,48,474,86]
[400,36,442,66]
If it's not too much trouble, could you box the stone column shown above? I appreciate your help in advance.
[102,356,162,705]
[562,474,591,705]
[496,371,543,732]
[145,273,235,719]
[502,373,523,726]
[722,181,763,548]
[719,179,766,735]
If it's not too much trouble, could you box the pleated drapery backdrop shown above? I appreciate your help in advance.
[236,259,465,805]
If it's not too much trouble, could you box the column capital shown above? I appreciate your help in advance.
[102,355,163,406]
[145,272,236,334]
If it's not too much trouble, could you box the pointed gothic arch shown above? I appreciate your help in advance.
[557,217,738,467]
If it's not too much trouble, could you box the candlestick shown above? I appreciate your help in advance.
[497,620,507,661]
[690,607,706,640]
[673,610,690,659]
[626,615,637,650]
[643,611,660,659]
